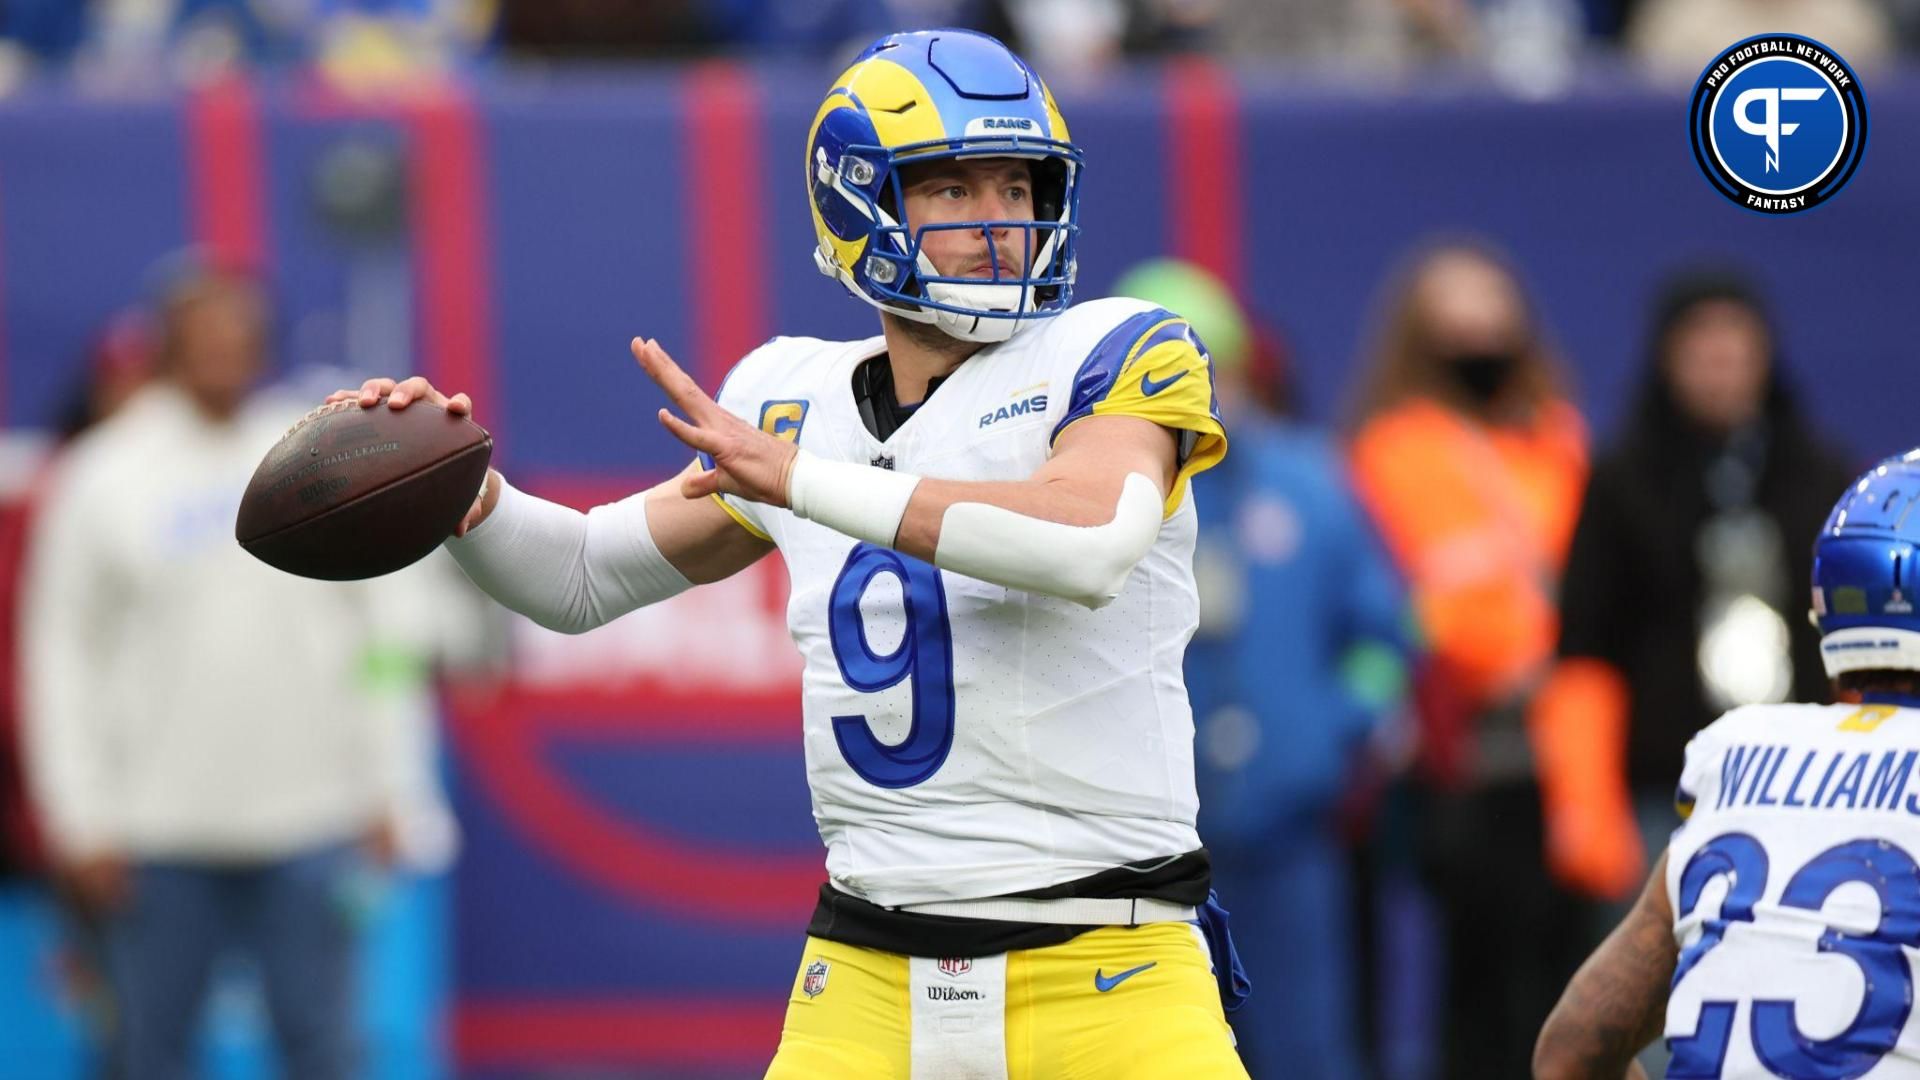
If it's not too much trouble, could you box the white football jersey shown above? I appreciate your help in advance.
[708,297,1227,907]
[1665,699,1920,1078]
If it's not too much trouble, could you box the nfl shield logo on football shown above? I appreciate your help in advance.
[938,957,972,978]
[803,960,830,998]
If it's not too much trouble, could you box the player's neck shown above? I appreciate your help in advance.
[880,314,984,405]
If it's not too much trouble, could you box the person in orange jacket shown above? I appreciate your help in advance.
[1346,237,1588,1080]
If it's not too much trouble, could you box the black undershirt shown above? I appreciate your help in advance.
[854,354,949,442]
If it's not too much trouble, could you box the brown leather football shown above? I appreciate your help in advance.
[236,398,492,580]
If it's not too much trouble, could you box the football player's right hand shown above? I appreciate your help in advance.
[326,375,473,416]
[324,377,495,535]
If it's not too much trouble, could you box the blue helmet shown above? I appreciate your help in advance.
[806,29,1082,343]
[1812,448,1920,676]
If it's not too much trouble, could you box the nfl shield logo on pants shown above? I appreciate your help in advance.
[938,957,972,978]
[803,960,830,998]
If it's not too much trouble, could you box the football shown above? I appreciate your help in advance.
[235,398,492,581]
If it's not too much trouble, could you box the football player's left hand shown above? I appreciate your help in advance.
[632,336,797,507]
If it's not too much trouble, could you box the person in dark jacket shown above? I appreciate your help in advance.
[1529,267,1858,906]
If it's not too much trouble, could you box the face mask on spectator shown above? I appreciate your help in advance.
[1442,350,1518,403]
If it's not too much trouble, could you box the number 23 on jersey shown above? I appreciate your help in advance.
[1670,832,1920,1079]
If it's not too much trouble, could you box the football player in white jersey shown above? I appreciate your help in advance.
[328,28,1251,1080]
[1534,447,1920,1080]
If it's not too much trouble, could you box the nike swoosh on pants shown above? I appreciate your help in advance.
[1094,961,1157,992]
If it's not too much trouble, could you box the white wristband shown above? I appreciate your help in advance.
[787,449,922,548]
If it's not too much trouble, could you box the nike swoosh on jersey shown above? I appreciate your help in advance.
[1139,369,1187,396]
[1094,962,1157,992]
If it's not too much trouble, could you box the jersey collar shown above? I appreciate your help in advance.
[1861,691,1920,710]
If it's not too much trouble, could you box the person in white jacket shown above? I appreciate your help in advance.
[20,261,452,1079]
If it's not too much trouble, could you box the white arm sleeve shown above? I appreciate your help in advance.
[933,471,1164,610]
[444,476,692,634]
[785,451,1163,610]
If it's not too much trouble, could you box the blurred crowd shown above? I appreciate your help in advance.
[2,0,1920,93]
[0,233,1851,1078]
[0,257,489,1076]
[0,7,1894,1075]
[1130,241,1851,1078]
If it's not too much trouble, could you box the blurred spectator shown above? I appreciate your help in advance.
[0,465,54,887]
[1626,0,1894,78]
[20,258,454,1078]
[497,0,713,58]
[1345,237,1588,1080]
[998,0,1124,75]
[1197,0,1429,70]
[0,511,40,884]
[309,0,498,91]
[1190,0,1588,91]
[1122,258,1416,1079]
[714,0,1015,59]
[0,0,89,63]
[498,0,1015,61]
[56,309,155,442]
[2,309,155,886]
[1893,0,1920,52]
[0,309,157,1077]
[1529,269,1856,906]
[497,0,1261,73]
[63,0,492,87]
[1023,0,1478,76]
[2,312,157,880]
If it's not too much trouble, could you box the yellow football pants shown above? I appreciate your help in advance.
[764,922,1251,1079]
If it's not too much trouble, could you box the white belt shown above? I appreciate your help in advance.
[896,895,1197,926]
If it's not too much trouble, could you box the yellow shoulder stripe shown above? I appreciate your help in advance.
[710,494,772,542]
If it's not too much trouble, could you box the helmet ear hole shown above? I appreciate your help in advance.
[1032,158,1070,224]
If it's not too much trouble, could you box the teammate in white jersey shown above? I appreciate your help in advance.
[1535,447,1920,1080]
[328,29,1250,1079]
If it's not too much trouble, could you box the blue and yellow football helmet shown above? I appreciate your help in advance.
[807,29,1083,343]
[1812,448,1920,675]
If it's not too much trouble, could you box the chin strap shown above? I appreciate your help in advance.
[921,281,1034,343]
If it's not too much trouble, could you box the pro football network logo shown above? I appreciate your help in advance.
[937,957,973,978]
[1690,33,1868,214]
